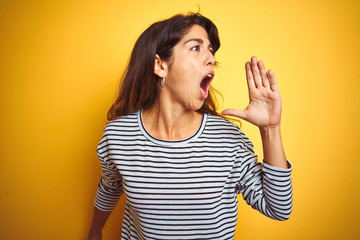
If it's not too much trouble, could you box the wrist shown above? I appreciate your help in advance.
[88,232,102,240]
[259,125,281,140]
[259,124,287,169]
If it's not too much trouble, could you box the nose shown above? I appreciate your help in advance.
[205,50,216,66]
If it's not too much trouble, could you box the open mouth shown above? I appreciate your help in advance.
[200,73,214,99]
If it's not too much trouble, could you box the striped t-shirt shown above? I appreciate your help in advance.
[95,111,293,240]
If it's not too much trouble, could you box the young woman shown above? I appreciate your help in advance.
[88,13,292,240]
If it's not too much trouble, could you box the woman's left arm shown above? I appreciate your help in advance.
[222,56,288,169]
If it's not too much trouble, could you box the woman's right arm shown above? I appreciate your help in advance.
[87,207,112,240]
[90,127,124,238]
[88,160,123,239]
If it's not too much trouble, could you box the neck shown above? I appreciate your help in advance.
[142,99,203,141]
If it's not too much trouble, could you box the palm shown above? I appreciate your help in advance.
[222,56,282,128]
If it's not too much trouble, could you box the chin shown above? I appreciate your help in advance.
[188,101,205,111]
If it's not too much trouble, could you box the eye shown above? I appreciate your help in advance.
[190,45,200,52]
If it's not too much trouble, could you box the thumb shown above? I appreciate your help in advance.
[222,108,247,120]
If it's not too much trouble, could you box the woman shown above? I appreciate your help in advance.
[88,13,292,240]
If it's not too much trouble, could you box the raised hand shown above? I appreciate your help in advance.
[222,56,282,129]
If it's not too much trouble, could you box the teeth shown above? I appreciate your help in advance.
[207,74,212,78]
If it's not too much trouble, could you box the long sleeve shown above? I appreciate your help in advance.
[94,134,123,211]
[235,140,293,221]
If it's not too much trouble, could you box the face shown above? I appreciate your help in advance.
[160,25,216,111]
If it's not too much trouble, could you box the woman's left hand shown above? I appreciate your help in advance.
[222,56,282,129]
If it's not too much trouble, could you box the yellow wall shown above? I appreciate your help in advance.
[1,0,359,239]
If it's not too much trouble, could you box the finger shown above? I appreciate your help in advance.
[268,69,279,92]
[250,56,262,88]
[222,108,247,120]
[257,60,270,88]
[245,62,255,89]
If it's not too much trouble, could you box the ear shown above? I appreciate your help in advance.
[154,54,168,78]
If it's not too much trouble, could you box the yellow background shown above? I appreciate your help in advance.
[1,0,359,239]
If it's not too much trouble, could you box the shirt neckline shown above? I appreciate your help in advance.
[137,110,207,146]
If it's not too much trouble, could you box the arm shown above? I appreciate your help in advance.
[234,138,292,220]
[88,207,112,240]
[222,56,288,169]
[87,159,123,239]
[223,56,292,220]
[88,138,124,239]
[260,126,287,169]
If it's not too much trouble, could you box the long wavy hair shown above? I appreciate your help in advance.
[107,13,222,121]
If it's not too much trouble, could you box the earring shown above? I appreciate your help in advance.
[161,77,165,88]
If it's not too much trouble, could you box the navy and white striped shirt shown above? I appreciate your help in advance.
[95,111,293,240]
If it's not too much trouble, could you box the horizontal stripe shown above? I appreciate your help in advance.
[94,111,293,239]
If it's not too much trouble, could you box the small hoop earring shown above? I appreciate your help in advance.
[161,77,165,88]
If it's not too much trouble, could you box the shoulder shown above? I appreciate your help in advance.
[206,114,241,133]
[205,114,254,151]
[103,112,138,132]
[100,112,140,142]
[97,112,140,159]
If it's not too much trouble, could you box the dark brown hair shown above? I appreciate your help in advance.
[107,12,222,121]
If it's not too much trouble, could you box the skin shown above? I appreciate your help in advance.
[142,24,215,141]
[88,24,288,240]
[222,56,288,169]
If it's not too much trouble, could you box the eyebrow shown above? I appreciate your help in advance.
[184,38,212,48]
[184,38,203,44]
